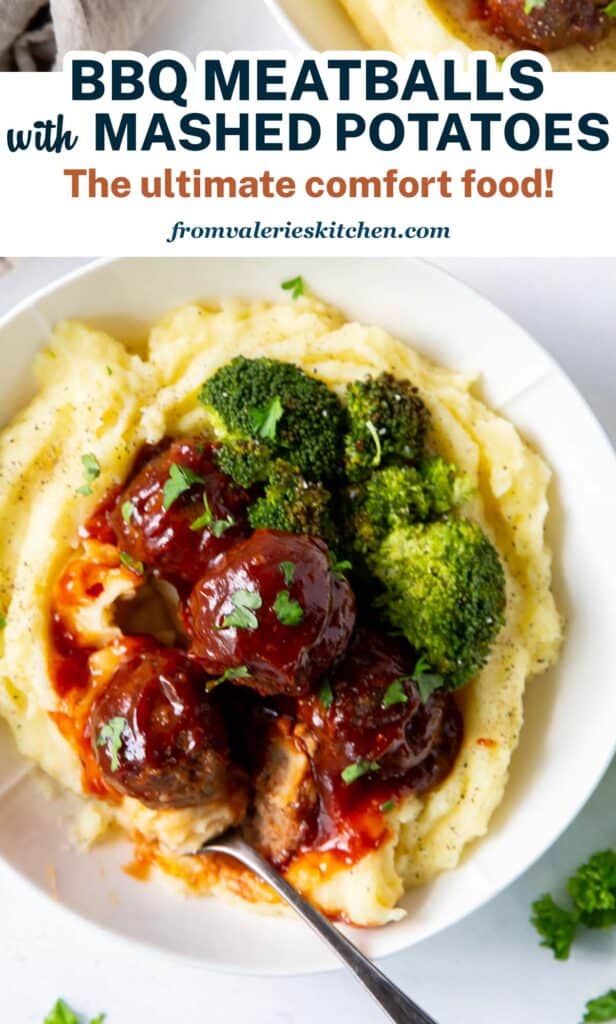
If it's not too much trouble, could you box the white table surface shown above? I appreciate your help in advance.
[1,255,615,1024]
[1,8,616,1022]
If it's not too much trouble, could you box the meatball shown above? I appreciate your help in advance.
[186,530,356,697]
[109,439,250,585]
[245,718,319,868]
[89,644,242,809]
[484,0,608,52]
[300,629,463,802]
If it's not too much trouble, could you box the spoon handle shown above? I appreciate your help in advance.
[212,835,438,1024]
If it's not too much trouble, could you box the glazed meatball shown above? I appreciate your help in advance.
[484,0,608,51]
[89,644,241,809]
[186,530,356,698]
[300,629,463,803]
[109,439,250,585]
[245,718,319,868]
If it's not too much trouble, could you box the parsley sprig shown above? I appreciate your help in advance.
[382,678,409,709]
[120,500,135,524]
[221,589,262,630]
[582,989,616,1022]
[379,657,443,708]
[319,679,334,710]
[531,849,616,960]
[281,276,305,300]
[208,665,251,690]
[249,396,284,441]
[44,999,105,1024]
[279,561,296,586]
[273,590,304,626]
[162,463,205,511]
[96,717,127,772]
[190,492,235,537]
[76,453,101,496]
[412,654,444,703]
[341,759,380,785]
[119,551,144,576]
[329,554,352,580]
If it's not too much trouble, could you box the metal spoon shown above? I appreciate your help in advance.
[197,829,439,1024]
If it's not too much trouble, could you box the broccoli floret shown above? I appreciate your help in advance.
[199,356,345,481]
[346,458,473,561]
[568,850,616,929]
[419,456,474,514]
[248,461,336,544]
[343,372,430,481]
[530,894,578,961]
[216,439,272,488]
[374,518,506,689]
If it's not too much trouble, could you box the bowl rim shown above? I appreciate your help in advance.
[0,255,615,975]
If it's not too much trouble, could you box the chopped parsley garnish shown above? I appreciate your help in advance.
[582,990,616,1022]
[96,717,127,772]
[413,654,444,703]
[119,551,145,576]
[605,0,616,15]
[249,396,284,441]
[382,678,409,709]
[76,453,101,496]
[106,366,113,376]
[523,0,546,11]
[0,615,6,630]
[121,500,135,525]
[341,759,380,785]
[191,495,214,533]
[190,492,235,536]
[279,560,296,586]
[44,1000,105,1024]
[380,658,443,705]
[222,589,262,630]
[209,665,251,689]
[281,275,305,300]
[162,463,205,511]
[366,420,382,467]
[273,590,304,626]
[380,799,395,814]
[329,555,352,580]
[319,679,334,709]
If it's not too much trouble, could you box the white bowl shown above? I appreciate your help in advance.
[264,0,363,49]
[1,257,615,974]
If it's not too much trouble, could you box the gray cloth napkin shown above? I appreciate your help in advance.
[0,0,167,70]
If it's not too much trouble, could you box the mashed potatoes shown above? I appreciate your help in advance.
[337,0,616,71]
[0,293,561,925]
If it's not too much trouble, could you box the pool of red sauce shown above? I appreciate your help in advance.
[48,612,115,800]
[48,475,463,887]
